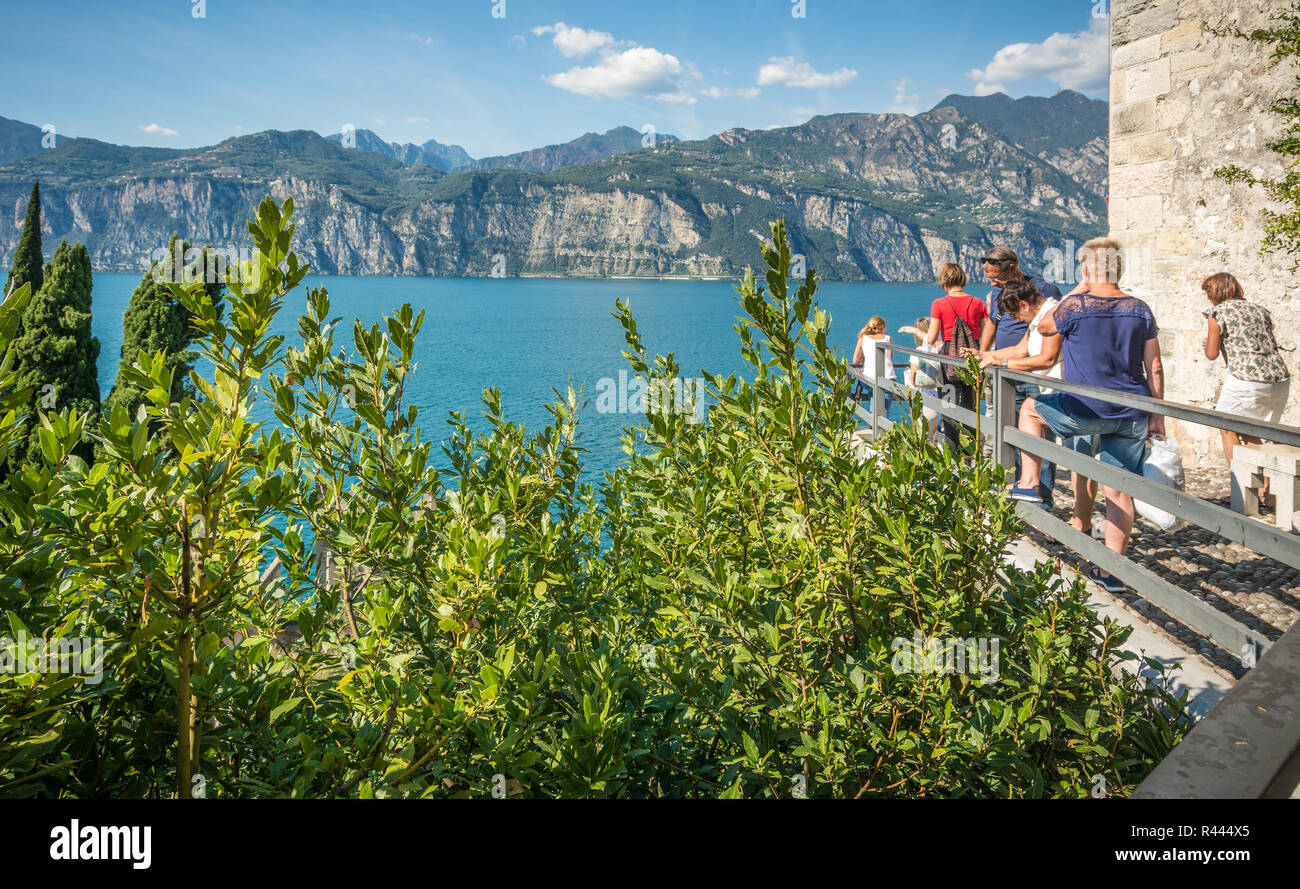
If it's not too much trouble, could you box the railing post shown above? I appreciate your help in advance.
[315,537,337,591]
[991,367,1018,470]
[871,339,886,441]
[258,556,283,590]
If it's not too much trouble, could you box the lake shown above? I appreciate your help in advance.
[89,275,948,480]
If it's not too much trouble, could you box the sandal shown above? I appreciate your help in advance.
[1087,566,1126,594]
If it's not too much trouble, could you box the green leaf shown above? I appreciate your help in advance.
[269,698,303,724]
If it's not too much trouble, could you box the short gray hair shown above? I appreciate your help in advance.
[984,246,1019,269]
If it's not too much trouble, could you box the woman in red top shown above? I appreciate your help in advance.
[925,263,993,452]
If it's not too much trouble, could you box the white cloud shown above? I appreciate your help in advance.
[701,85,760,100]
[532,22,614,58]
[509,34,526,49]
[889,78,919,115]
[534,24,699,104]
[407,33,436,47]
[139,123,179,136]
[757,57,857,89]
[545,46,696,104]
[966,15,1110,96]
[406,116,431,123]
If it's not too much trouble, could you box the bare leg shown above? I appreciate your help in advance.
[1071,472,1096,533]
[1220,429,1240,466]
[1103,486,1135,559]
[1079,476,1098,504]
[1225,431,1270,498]
[1016,398,1048,489]
[1244,435,1269,498]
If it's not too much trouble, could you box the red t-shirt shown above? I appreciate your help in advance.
[930,294,989,342]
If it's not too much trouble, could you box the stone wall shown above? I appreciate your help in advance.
[1109,0,1299,466]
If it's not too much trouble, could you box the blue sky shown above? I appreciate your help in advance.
[1,0,1111,157]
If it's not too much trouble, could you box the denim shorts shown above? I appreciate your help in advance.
[1033,393,1149,476]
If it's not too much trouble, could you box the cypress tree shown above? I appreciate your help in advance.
[102,234,224,441]
[8,240,101,470]
[1,182,43,474]
[4,180,43,299]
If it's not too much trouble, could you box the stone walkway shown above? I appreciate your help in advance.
[1021,463,1300,680]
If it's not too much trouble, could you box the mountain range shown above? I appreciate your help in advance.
[320,125,679,175]
[322,128,472,171]
[0,91,1108,282]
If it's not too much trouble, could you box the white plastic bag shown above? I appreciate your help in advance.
[1135,435,1185,531]
[845,427,879,465]
[911,343,942,390]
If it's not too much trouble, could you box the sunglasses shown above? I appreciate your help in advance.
[981,257,1011,265]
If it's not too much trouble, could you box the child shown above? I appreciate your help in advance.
[852,316,895,412]
[900,318,940,442]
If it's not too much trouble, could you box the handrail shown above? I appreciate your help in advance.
[856,338,1300,661]
[876,340,1300,448]
[1011,499,1270,659]
[1005,427,1300,572]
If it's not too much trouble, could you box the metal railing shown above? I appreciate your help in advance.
[854,339,1300,796]
[854,339,1300,663]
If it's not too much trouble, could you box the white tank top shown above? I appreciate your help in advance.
[859,334,895,380]
[1028,299,1062,382]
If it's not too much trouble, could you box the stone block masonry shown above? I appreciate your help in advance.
[1109,0,1300,467]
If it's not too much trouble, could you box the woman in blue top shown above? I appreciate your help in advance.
[1012,239,1166,593]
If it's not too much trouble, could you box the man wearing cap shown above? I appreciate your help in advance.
[979,247,1063,507]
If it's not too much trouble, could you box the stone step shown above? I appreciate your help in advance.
[1231,453,1300,534]
[1234,443,1300,476]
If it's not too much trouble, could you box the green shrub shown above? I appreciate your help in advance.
[0,199,1189,798]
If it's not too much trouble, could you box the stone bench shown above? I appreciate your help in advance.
[1231,443,1300,534]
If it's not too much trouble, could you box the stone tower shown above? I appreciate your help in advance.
[1109,0,1299,465]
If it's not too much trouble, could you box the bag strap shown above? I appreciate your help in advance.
[943,294,975,329]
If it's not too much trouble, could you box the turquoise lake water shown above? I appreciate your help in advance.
[89,275,946,481]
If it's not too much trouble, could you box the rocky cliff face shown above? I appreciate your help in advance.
[930,90,1111,199]
[0,97,1107,282]
[4,176,1085,282]
[1039,136,1109,198]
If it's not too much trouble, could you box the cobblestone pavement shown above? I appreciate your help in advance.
[1020,463,1299,680]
